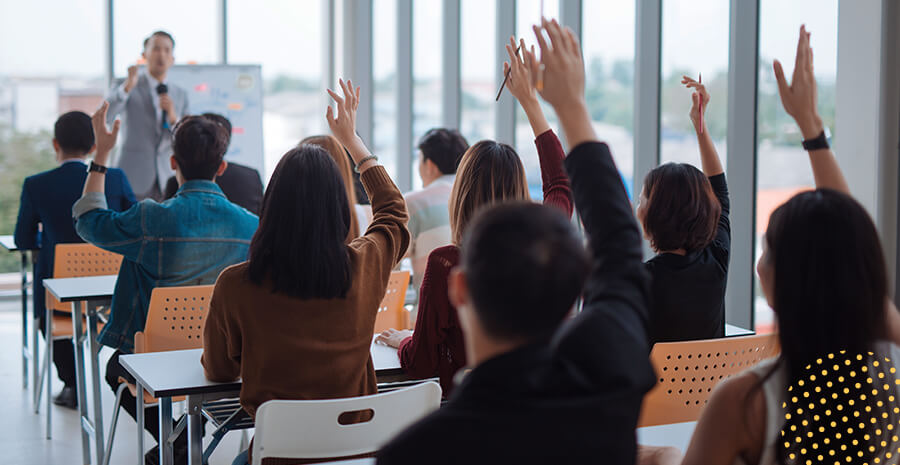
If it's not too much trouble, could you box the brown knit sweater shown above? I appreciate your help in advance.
[201,166,410,425]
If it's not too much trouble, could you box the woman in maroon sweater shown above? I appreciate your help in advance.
[376,38,573,395]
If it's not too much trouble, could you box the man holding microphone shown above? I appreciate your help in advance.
[105,30,189,200]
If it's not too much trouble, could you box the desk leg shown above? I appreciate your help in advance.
[159,397,174,465]
[136,381,145,465]
[32,296,39,408]
[45,304,53,439]
[88,303,105,465]
[20,251,27,389]
[73,302,91,463]
[187,397,203,465]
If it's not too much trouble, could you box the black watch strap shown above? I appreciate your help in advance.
[88,161,108,174]
[802,131,830,151]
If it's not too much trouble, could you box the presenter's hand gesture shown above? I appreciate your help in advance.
[91,101,120,164]
[159,94,177,125]
[774,25,823,139]
[326,79,361,147]
[124,65,139,93]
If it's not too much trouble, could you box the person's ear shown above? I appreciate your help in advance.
[88,143,96,155]
[170,154,178,171]
[216,160,228,177]
[424,157,440,177]
[52,139,60,154]
[448,267,469,309]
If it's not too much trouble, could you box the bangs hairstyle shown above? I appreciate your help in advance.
[300,135,360,242]
[461,203,589,342]
[247,145,352,299]
[764,188,888,379]
[641,163,721,252]
[449,140,529,244]
[172,116,228,181]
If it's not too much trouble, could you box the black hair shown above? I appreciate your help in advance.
[418,128,469,175]
[143,30,175,49]
[247,145,352,299]
[201,113,232,148]
[172,116,228,181]
[54,111,94,156]
[641,163,721,252]
[461,202,589,341]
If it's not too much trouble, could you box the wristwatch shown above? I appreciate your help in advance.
[802,131,830,151]
[88,161,108,174]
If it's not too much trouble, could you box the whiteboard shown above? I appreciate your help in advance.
[166,64,264,175]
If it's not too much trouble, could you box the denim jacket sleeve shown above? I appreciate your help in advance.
[73,192,145,261]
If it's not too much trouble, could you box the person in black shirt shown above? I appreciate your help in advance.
[377,21,655,465]
[637,79,730,344]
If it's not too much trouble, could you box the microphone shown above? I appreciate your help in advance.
[156,83,169,129]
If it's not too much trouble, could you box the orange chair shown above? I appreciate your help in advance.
[637,333,780,427]
[105,285,214,465]
[374,271,411,334]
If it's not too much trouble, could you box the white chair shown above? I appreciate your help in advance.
[251,381,442,464]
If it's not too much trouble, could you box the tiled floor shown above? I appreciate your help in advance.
[0,298,248,465]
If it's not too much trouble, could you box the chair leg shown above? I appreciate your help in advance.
[35,344,48,414]
[102,383,128,465]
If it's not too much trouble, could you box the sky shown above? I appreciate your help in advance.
[0,0,838,81]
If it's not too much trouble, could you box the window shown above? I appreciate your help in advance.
[460,0,497,144]
[227,0,325,180]
[582,0,636,197]
[516,0,559,200]
[754,0,838,333]
[411,0,443,191]
[374,0,399,180]
[659,0,729,168]
[114,0,220,73]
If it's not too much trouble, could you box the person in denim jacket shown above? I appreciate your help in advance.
[73,103,258,463]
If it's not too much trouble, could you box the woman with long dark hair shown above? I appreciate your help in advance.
[201,79,410,465]
[299,134,363,241]
[375,37,574,396]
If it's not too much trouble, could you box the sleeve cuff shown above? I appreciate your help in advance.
[116,82,128,99]
[73,192,109,219]
[534,128,555,144]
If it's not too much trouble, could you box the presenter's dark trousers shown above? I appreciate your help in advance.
[37,312,77,388]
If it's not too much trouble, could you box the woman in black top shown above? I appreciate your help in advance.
[637,78,730,344]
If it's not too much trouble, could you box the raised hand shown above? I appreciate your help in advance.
[91,101,120,164]
[681,75,710,134]
[504,37,540,106]
[532,18,585,110]
[773,25,823,139]
[326,79,361,149]
[124,65,139,93]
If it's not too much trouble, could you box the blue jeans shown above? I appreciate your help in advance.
[231,449,249,465]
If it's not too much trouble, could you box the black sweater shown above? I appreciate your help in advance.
[645,174,731,344]
[376,142,655,465]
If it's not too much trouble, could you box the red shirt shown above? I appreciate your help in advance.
[398,129,574,395]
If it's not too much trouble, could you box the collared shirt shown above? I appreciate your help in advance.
[403,174,455,292]
[73,180,259,352]
[115,71,166,126]
[61,158,87,166]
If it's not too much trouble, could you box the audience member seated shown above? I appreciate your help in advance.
[300,134,368,241]
[14,110,136,409]
[377,20,654,463]
[163,113,264,215]
[637,80,730,344]
[73,105,259,464]
[641,26,900,465]
[201,80,410,465]
[404,128,468,291]
[375,36,573,397]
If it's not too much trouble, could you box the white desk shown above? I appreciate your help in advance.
[637,421,697,453]
[0,235,35,394]
[725,324,754,337]
[43,274,116,465]
[121,344,404,465]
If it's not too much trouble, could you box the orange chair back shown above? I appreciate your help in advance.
[374,271,410,334]
[134,285,214,354]
[638,333,781,427]
[47,243,123,312]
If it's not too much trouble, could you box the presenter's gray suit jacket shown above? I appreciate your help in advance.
[105,74,189,196]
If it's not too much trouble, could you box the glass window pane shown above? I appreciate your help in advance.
[374,0,399,180]
[754,0,838,333]
[228,0,324,180]
[412,0,443,191]
[115,0,220,72]
[460,0,496,144]
[659,0,729,167]
[516,0,559,200]
[583,0,636,197]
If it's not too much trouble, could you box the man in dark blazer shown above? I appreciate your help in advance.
[163,113,263,214]
[14,111,136,408]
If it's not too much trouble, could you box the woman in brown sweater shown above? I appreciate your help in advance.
[202,79,410,464]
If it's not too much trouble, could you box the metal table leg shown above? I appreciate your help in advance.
[88,302,106,465]
[20,251,27,389]
[187,396,203,465]
[45,304,53,439]
[137,381,145,465]
[73,302,91,464]
[159,397,174,465]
